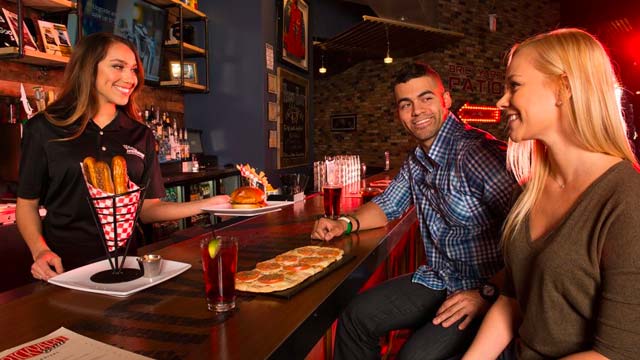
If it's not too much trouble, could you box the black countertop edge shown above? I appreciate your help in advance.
[162,167,240,187]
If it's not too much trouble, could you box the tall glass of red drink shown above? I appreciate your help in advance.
[322,157,342,218]
[323,185,342,218]
[200,236,238,312]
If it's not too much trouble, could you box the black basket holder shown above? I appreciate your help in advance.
[86,186,146,283]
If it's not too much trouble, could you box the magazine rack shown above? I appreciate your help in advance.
[86,186,146,283]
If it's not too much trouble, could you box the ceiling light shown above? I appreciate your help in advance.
[384,25,393,64]
[319,55,327,74]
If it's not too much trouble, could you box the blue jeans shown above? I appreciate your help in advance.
[334,274,483,360]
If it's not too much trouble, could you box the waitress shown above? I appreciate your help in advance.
[16,33,229,280]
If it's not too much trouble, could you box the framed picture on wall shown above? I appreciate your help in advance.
[277,67,308,168]
[268,101,277,121]
[170,61,197,83]
[267,73,277,93]
[330,114,357,131]
[277,0,309,72]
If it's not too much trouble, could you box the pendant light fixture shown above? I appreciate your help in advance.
[384,25,393,64]
[319,54,327,74]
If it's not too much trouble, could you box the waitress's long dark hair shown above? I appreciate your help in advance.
[44,32,144,140]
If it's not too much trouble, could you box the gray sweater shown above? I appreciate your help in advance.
[503,161,640,359]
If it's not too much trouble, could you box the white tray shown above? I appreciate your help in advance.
[201,201,293,216]
[48,257,191,297]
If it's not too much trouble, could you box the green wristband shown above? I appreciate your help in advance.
[344,221,352,235]
[338,216,352,235]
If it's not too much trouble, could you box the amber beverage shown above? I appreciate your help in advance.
[323,185,342,219]
[200,236,238,312]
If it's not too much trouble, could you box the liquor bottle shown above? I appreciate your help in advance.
[172,118,180,161]
[179,128,186,161]
[183,129,191,161]
[146,104,154,123]
[163,131,172,161]
[33,86,46,112]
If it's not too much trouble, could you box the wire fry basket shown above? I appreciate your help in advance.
[85,183,146,283]
[81,160,147,283]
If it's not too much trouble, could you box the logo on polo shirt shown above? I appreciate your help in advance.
[123,145,145,160]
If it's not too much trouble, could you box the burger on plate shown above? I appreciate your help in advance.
[230,186,267,209]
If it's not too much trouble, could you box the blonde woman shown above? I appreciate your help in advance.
[463,28,640,359]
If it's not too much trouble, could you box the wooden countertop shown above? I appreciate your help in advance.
[0,171,417,359]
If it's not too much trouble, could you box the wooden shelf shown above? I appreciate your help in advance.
[160,79,207,92]
[0,47,69,66]
[17,0,75,12]
[144,0,206,20]
[164,40,205,56]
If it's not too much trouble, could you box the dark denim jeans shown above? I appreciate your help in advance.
[334,274,484,360]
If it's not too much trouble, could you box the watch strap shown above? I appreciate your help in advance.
[479,283,499,303]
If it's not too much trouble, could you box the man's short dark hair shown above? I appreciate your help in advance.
[393,62,444,89]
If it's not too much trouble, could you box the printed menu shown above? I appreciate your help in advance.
[0,327,150,359]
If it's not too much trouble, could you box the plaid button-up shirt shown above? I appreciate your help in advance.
[373,113,516,293]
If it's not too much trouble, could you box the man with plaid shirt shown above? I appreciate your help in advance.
[311,63,516,359]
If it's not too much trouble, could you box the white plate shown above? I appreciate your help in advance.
[201,201,293,216]
[48,257,191,297]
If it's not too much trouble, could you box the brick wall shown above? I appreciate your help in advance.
[313,0,560,169]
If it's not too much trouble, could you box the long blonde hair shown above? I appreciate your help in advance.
[502,28,638,242]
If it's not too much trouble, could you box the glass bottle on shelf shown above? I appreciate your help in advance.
[33,86,46,112]
[184,129,191,160]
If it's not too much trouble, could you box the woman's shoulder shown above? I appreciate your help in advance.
[23,112,47,127]
[607,160,640,184]
[598,161,640,200]
[22,112,58,135]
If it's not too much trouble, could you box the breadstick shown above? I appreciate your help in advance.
[111,155,129,194]
[94,161,115,193]
[82,156,99,187]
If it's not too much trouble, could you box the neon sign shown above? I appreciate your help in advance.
[457,103,501,123]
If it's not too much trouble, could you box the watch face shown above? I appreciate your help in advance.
[482,284,496,297]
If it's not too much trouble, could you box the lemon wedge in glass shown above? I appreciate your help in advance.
[208,238,220,259]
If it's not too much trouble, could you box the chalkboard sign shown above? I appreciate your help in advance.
[277,68,308,168]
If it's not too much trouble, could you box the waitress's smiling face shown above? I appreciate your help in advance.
[95,42,139,107]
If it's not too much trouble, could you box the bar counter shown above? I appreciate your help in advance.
[160,166,240,188]
[0,172,418,360]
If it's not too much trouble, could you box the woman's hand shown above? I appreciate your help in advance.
[205,194,230,206]
[31,249,64,280]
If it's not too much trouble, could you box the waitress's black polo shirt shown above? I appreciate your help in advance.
[17,112,166,270]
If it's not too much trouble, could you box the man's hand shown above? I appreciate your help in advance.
[433,289,491,330]
[31,249,64,280]
[311,217,347,241]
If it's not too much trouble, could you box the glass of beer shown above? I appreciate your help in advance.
[323,157,342,218]
[200,235,238,312]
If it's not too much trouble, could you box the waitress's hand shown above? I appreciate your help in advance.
[311,217,346,241]
[31,249,64,280]
[204,194,230,206]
